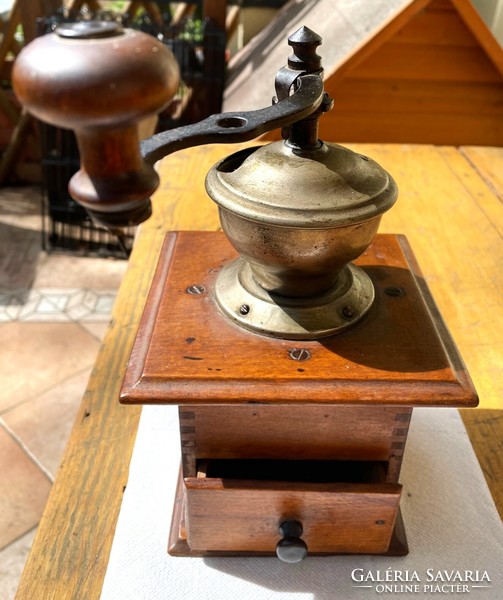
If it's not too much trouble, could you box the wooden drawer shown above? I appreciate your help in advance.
[184,460,401,554]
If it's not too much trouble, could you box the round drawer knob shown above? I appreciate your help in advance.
[276,520,308,563]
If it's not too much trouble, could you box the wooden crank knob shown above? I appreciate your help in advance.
[12,21,180,229]
[276,520,308,563]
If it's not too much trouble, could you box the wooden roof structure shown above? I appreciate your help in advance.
[223,0,503,145]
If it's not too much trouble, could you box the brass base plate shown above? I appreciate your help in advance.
[215,259,374,340]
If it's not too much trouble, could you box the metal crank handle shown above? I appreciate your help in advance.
[13,21,325,230]
[140,74,325,165]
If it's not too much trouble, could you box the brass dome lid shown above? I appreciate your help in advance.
[206,140,398,228]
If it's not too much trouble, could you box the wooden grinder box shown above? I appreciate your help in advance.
[120,231,477,558]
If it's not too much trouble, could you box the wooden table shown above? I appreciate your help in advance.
[15,143,503,599]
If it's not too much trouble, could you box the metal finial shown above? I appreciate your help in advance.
[287,26,322,72]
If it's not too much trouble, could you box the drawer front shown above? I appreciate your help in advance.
[185,478,401,554]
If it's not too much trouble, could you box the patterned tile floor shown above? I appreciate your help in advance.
[0,288,118,322]
[0,185,128,599]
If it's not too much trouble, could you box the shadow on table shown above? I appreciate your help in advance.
[203,553,410,600]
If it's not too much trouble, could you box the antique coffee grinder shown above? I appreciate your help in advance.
[14,22,477,562]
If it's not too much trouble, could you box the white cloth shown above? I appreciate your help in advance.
[100,407,503,599]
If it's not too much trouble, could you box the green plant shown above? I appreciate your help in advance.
[179,18,204,43]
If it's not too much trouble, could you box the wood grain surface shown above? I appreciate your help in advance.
[185,476,401,554]
[258,0,503,146]
[15,143,502,599]
[121,232,477,406]
[178,405,411,467]
[320,0,503,145]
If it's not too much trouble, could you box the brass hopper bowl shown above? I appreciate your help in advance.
[208,139,397,339]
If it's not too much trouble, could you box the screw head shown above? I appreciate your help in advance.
[288,348,311,361]
[384,286,405,297]
[239,304,250,315]
[186,284,205,295]
[342,305,355,320]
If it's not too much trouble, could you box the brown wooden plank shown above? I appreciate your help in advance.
[427,146,503,409]
[428,0,456,10]
[185,405,411,466]
[172,2,195,24]
[226,5,240,40]
[121,232,477,407]
[0,87,20,125]
[459,409,503,520]
[170,471,408,557]
[0,108,33,184]
[329,79,503,116]
[451,0,503,77]
[66,0,84,15]
[392,6,478,46]
[324,0,432,84]
[319,110,503,146]
[460,146,503,213]
[0,1,20,64]
[350,42,502,83]
[0,56,14,82]
[204,0,227,30]
[68,0,101,17]
[185,477,401,553]
[179,407,197,478]
[18,0,42,44]
[359,144,503,409]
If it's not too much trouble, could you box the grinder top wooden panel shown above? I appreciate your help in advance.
[120,231,477,406]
